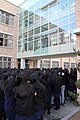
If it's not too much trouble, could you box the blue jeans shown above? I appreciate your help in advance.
[34,110,45,120]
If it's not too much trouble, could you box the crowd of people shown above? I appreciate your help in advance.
[0,67,77,120]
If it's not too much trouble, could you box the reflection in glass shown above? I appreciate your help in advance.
[28,41,33,50]
[29,16,34,25]
[59,32,69,44]
[70,34,76,43]
[58,0,68,11]
[41,24,48,32]
[34,27,40,35]
[28,37,33,42]
[35,14,40,22]
[28,30,33,37]
[34,40,40,50]
[18,45,22,52]
[41,35,48,48]
[49,32,57,46]
[23,43,27,51]
[41,6,48,19]
[49,22,57,30]
[49,1,58,15]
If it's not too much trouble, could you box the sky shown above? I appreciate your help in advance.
[7,0,25,6]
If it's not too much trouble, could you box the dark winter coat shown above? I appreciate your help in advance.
[51,72,61,97]
[13,82,34,116]
[33,79,46,112]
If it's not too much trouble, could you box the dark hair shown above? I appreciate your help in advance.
[15,74,22,86]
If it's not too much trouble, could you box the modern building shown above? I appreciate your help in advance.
[0,0,19,68]
[18,0,80,69]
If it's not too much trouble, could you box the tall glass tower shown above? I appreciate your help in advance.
[18,0,77,69]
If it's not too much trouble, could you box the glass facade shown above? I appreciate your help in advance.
[18,0,76,56]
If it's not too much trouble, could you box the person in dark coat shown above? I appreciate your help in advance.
[69,68,77,101]
[12,72,34,120]
[41,70,52,115]
[4,72,16,120]
[0,87,5,120]
[0,72,9,120]
[64,68,69,100]
[51,69,62,110]
[30,73,46,120]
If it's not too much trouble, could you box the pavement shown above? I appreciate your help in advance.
[44,100,80,120]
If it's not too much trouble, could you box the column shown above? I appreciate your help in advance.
[37,60,41,68]
[21,58,25,69]
[50,58,52,68]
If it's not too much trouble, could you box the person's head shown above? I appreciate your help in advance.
[15,74,22,85]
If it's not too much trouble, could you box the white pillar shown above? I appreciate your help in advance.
[50,58,52,68]
[37,60,41,68]
[21,58,25,69]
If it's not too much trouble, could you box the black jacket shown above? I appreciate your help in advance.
[13,83,34,116]
[33,80,46,111]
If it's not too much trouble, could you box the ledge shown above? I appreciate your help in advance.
[61,107,80,120]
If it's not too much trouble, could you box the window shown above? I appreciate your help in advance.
[0,33,3,46]
[9,15,14,25]
[0,33,13,48]
[0,57,11,68]
[19,35,22,43]
[23,32,27,39]
[24,19,28,27]
[69,0,75,6]
[43,60,50,68]
[64,62,70,69]
[28,37,33,42]
[41,24,48,32]
[23,43,27,51]
[8,35,13,47]
[34,40,40,50]
[18,45,22,52]
[58,0,68,11]
[19,23,22,31]
[6,13,9,24]
[29,16,34,25]
[34,27,40,34]
[0,10,14,26]
[34,14,40,22]
[28,30,33,37]
[71,63,76,69]
[49,0,58,15]
[52,61,59,68]
[70,34,76,43]
[49,32,57,46]
[49,23,57,30]
[41,5,48,18]
[4,34,8,46]
[59,32,64,44]
[40,60,50,68]
[41,35,48,48]
[28,41,33,51]
[0,38,3,46]
[0,11,5,23]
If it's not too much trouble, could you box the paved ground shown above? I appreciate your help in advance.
[44,100,80,120]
